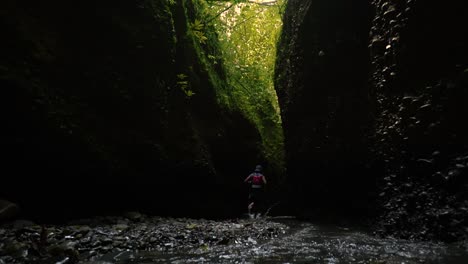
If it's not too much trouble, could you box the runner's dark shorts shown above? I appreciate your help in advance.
[249,187,263,203]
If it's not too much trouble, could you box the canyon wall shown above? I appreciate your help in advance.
[277,0,468,240]
[276,0,374,219]
[0,0,264,220]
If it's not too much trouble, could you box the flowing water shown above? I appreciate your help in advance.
[98,217,468,264]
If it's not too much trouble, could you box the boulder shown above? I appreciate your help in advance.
[0,199,19,221]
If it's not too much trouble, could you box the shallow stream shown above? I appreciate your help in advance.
[99,217,468,264]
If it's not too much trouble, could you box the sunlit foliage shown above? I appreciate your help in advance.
[189,0,286,174]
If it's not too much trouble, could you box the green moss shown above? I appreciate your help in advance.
[187,0,286,175]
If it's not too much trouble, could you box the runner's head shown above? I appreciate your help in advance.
[255,165,262,172]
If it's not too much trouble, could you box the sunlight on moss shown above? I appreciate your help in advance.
[213,0,286,173]
[189,0,287,175]
[212,2,285,106]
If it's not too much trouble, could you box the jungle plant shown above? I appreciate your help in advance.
[189,0,287,173]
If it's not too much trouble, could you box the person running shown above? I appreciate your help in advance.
[244,165,267,218]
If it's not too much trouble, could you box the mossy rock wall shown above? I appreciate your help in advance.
[0,0,262,221]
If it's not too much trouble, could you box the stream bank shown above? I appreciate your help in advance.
[2,215,468,263]
[0,213,286,264]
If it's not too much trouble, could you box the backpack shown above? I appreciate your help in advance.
[252,173,263,185]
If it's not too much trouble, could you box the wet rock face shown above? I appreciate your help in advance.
[275,0,374,218]
[0,0,260,220]
[277,0,468,239]
[369,0,468,241]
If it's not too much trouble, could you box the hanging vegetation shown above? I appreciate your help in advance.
[188,0,287,174]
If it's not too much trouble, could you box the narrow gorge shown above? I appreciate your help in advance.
[1,0,468,263]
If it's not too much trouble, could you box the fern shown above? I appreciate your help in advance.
[177,73,196,97]
[189,19,208,44]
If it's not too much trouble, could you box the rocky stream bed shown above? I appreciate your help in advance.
[0,213,286,264]
[2,214,468,263]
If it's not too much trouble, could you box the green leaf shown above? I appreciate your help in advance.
[185,90,196,97]
[177,73,188,79]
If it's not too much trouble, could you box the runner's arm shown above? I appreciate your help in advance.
[244,175,252,183]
